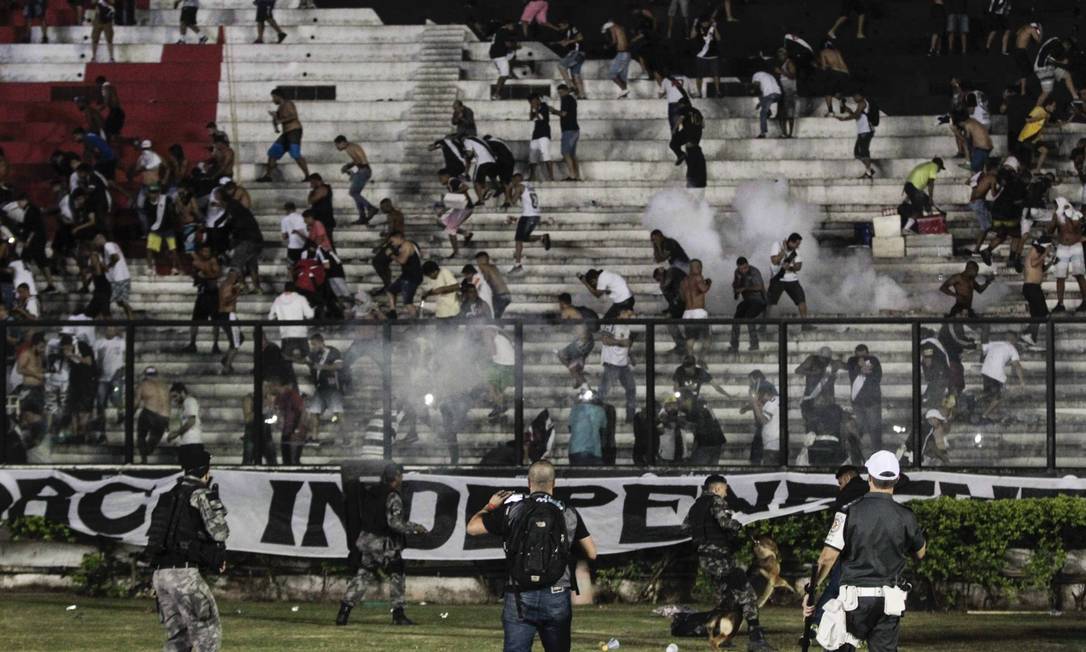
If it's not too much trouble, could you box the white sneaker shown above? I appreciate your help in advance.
[507,264,524,274]
[617,90,629,99]
[1019,333,1036,346]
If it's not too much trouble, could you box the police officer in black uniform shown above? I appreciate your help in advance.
[803,451,926,652]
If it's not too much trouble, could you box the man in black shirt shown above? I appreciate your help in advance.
[846,345,883,450]
[466,460,597,652]
[685,144,707,190]
[528,94,555,181]
[730,257,766,352]
[225,192,265,294]
[650,229,690,271]
[489,23,519,100]
[671,97,704,164]
[804,452,926,651]
[556,84,580,181]
[553,18,586,98]
[654,265,687,355]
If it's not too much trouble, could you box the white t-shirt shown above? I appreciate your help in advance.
[21,296,40,318]
[521,183,541,218]
[600,323,631,367]
[63,313,96,347]
[597,270,632,304]
[492,330,515,366]
[95,335,126,379]
[103,242,130,283]
[753,71,781,97]
[761,396,780,451]
[857,104,873,134]
[8,260,37,296]
[472,272,494,312]
[281,212,307,249]
[421,268,460,318]
[769,240,802,282]
[138,149,163,174]
[981,341,1020,384]
[268,291,315,340]
[661,77,685,104]
[175,395,203,445]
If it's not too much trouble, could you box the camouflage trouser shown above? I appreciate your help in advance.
[699,549,759,622]
[152,568,221,652]
[342,533,405,609]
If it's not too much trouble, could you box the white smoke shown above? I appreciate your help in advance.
[641,180,923,315]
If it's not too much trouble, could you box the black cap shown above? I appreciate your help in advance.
[703,474,728,489]
[178,446,211,475]
[933,156,945,171]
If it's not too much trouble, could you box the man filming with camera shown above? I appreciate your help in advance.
[767,232,810,323]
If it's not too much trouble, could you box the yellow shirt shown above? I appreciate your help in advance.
[421,268,461,318]
[906,161,939,189]
[1017,106,1049,143]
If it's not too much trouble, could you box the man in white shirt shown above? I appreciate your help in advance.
[752,68,782,138]
[580,268,634,320]
[268,281,315,360]
[980,331,1025,420]
[132,140,163,214]
[837,92,877,179]
[507,173,552,273]
[167,382,203,450]
[95,325,126,429]
[659,75,687,132]
[767,233,809,323]
[95,234,133,319]
[280,201,307,264]
[8,258,37,297]
[598,306,637,422]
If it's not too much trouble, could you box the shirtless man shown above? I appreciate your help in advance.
[957,115,994,173]
[135,367,170,463]
[968,159,1000,254]
[940,260,991,318]
[218,269,243,373]
[334,135,379,225]
[130,140,161,210]
[603,21,631,99]
[1049,199,1086,313]
[1020,238,1052,346]
[16,334,47,427]
[208,134,235,179]
[1013,22,1042,95]
[679,259,711,358]
[474,251,512,317]
[384,231,424,316]
[818,41,850,115]
[257,87,310,183]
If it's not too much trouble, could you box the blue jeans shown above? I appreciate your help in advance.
[599,363,636,423]
[502,589,572,652]
[759,93,781,135]
[349,166,377,217]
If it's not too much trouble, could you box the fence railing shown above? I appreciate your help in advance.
[1,316,1081,472]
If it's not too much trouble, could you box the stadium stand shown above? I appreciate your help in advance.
[1,0,1085,470]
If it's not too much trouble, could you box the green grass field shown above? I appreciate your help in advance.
[1,592,1085,651]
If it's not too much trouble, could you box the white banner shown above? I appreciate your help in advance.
[0,469,1083,560]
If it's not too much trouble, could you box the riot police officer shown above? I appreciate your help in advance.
[146,446,229,652]
[336,463,428,626]
[683,474,776,652]
[803,451,927,651]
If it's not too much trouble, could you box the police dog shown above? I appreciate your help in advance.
[706,536,794,650]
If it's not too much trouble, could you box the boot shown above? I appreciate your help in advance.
[747,625,777,651]
[335,602,352,626]
[391,607,416,626]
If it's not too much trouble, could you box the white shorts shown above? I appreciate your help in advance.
[682,308,708,319]
[1054,243,1085,279]
[492,55,512,77]
[529,137,551,163]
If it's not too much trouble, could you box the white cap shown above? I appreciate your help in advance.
[140,139,152,149]
[925,408,948,423]
[218,176,232,186]
[864,450,900,481]
[601,21,614,34]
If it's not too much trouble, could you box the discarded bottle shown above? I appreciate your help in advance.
[598,638,620,650]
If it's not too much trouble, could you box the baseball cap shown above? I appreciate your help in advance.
[143,366,158,376]
[601,21,614,33]
[864,450,900,481]
[140,139,152,149]
[218,176,232,185]
[178,445,212,475]
[932,157,945,171]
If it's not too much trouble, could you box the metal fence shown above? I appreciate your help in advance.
[1,316,1081,472]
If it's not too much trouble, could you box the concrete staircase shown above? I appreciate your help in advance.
[5,7,1085,469]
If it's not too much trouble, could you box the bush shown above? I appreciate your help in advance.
[6,516,75,543]
[69,548,131,598]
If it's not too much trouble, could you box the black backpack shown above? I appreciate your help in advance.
[866,99,880,127]
[506,494,572,592]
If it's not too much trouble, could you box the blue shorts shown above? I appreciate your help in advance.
[561,130,579,157]
[560,50,586,76]
[388,275,420,304]
[268,128,303,160]
[609,52,632,82]
[969,199,992,232]
[970,147,990,173]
